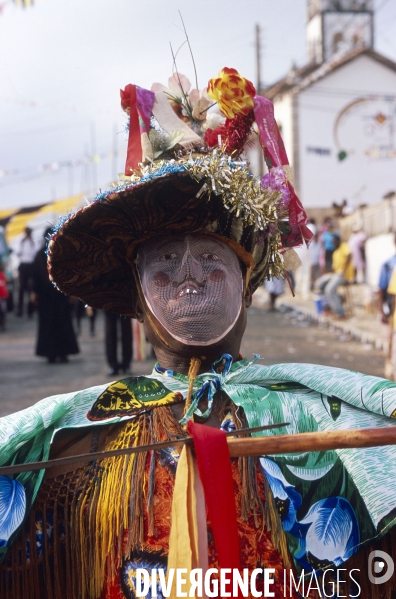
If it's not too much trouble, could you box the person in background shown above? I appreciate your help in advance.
[104,312,133,376]
[309,230,321,289]
[74,298,97,337]
[321,220,339,273]
[294,219,317,298]
[3,64,396,599]
[348,223,366,283]
[31,227,79,364]
[314,234,354,319]
[0,261,9,331]
[16,226,36,317]
[378,233,396,324]
[264,276,285,311]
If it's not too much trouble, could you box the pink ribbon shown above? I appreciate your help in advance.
[253,96,289,168]
[254,96,312,245]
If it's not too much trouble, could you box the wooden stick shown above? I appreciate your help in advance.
[0,422,288,476]
[227,426,396,457]
[1,426,395,476]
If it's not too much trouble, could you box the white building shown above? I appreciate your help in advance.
[263,0,396,210]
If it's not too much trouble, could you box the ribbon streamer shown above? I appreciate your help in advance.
[167,444,208,599]
[187,421,241,584]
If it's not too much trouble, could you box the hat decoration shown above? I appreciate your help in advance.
[47,65,312,317]
[119,67,311,252]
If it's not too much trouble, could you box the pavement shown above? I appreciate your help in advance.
[253,283,390,353]
[0,289,388,418]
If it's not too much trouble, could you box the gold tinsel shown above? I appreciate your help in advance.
[125,151,287,231]
[122,151,289,279]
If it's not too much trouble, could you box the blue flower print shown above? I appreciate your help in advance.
[294,496,360,571]
[0,476,26,547]
[260,457,302,531]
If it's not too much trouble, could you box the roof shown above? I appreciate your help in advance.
[263,48,396,101]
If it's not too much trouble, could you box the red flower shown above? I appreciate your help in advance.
[204,111,255,155]
[120,84,134,113]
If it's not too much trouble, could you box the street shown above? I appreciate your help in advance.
[0,303,386,418]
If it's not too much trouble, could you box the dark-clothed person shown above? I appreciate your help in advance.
[104,312,133,375]
[31,228,79,363]
[17,227,36,317]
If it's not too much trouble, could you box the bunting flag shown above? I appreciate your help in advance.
[13,0,33,7]
[0,150,125,184]
[0,0,34,13]
[1,194,85,242]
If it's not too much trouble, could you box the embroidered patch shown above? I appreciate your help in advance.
[87,377,183,421]
[120,549,168,599]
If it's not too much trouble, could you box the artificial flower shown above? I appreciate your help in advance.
[149,129,185,159]
[204,111,254,155]
[207,68,256,119]
[204,111,226,131]
[261,166,291,206]
[136,87,155,122]
[120,84,134,114]
[191,97,211,122]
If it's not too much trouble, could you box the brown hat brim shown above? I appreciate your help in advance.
[48,171,270,317]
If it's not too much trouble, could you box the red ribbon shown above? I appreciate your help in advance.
[288,182,313,245]
[187,421,241,576]
[121,84,142,175]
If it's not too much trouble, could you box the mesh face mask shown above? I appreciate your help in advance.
[137,234,244,346]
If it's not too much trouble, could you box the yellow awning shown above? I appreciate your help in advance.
[5,194,85,242]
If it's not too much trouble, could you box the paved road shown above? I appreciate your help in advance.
[0,305,386,417]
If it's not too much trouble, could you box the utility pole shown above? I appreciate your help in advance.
[255,23,262,93]
[255,23,264,178]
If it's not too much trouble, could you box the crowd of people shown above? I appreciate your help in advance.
[265,216,367,317]
[1,61,396,599]
[2,226,137,375]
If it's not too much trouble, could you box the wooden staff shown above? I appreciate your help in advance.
[1,425,396,476]
[227,426,396,457]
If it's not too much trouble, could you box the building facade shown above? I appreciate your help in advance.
[263,0,396,210]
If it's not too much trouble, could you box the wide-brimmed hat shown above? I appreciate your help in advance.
[48,68,311,317]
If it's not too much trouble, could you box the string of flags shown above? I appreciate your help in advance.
[0,0,34,14]
[0,150,126,186]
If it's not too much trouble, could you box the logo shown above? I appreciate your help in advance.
[368,550,394,585]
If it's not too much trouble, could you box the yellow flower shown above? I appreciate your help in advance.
[207,68,256,119]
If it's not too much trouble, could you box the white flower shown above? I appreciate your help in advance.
[204,112,226,130]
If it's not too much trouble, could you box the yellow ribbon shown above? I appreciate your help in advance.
[168,445,208,598]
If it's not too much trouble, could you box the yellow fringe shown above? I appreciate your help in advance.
[184,357,202,418]
[70,417,150,599]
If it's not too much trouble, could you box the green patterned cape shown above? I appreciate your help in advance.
[1,358,396,571]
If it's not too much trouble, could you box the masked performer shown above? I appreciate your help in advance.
[1,67,396,599]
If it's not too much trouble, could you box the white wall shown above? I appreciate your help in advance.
[273,94,295,178]
[366,233,395,287]
[296,54,396,208]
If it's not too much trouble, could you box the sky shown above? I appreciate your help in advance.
[0,0,395,209]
